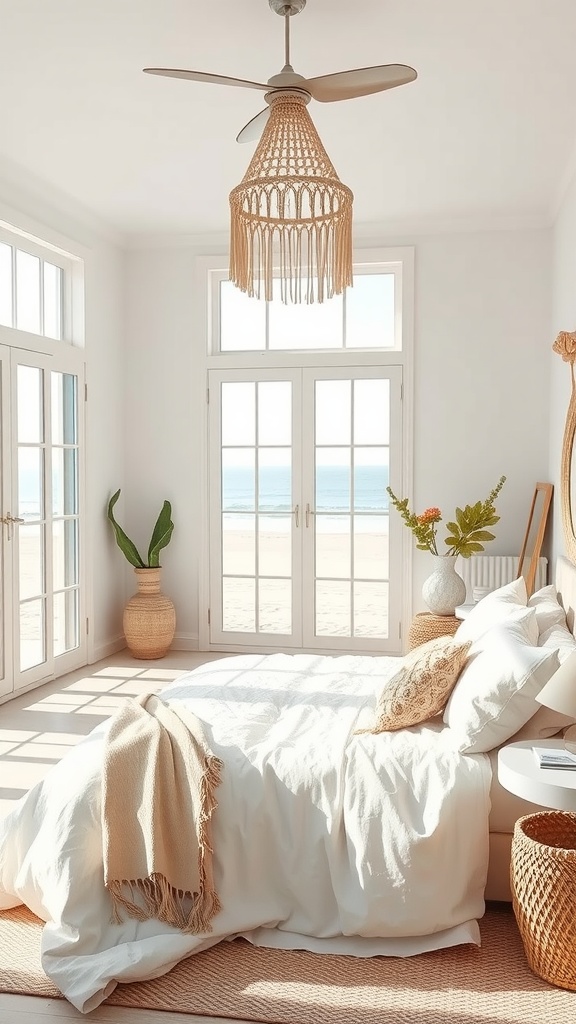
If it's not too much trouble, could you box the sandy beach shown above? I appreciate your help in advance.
[221,526,389,637]
[18,527,76,671]
[17,521,390,670]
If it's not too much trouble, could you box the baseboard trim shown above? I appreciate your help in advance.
[90,635,126,664]
[90,633,200,660]
[171,633,200,652]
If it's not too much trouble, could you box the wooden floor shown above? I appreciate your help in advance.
[0,649,254,1024]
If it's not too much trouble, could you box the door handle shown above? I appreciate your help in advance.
[2,512,24,541]
[292,504,300,528]
[305,503,315,528]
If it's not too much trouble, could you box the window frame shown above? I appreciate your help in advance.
[0,222,84,348]
[196,246,415,652]
[0,215,87,695]
[210,255,405,356]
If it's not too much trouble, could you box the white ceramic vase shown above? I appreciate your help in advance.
[421,554,466,616]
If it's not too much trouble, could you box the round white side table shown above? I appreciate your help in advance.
[498,739,576,811]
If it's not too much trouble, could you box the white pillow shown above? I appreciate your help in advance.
[443,617,560,753]
[528,585,566,635]
[538,622,576,663]
[456,594,537,647]
[512,619,576,740]
[512,620,576,739]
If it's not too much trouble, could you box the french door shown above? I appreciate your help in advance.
[0,345,85,700]
[208,366,403,653]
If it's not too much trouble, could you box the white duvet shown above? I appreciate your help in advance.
[0,653,492,1013]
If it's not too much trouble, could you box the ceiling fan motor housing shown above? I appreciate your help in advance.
[269,0,307,16]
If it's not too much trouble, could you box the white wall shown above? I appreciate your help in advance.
[84,240,127,658]
[0,170,127,661]
[411,228,552,605]
[550,174,576,567]
[125,226,552,643]
[124,248,203,649]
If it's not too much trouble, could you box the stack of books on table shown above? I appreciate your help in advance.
[533,747,576,770]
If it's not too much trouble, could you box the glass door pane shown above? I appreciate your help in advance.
[303,369,400,651]
[51,371,80,656]
[12,356,83,690]
[0,346,84,696]
[209,370,301,646]
[0,347,12,697]
[17,363,47,673]
[208,366,402,655]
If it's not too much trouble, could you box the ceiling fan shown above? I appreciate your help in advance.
[143,0,417,144]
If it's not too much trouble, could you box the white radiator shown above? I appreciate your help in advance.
[455,555,548,602]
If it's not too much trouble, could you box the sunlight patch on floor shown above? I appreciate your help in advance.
[136,668,192,681]
[0,730,37,743]
[62,676,127,692]
[0,651,218,817]
[92,666,144,678]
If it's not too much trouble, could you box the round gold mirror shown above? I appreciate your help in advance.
[554,330,576,562]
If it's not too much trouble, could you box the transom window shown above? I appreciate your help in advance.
[213,265,401,353]
[0,227,80,344]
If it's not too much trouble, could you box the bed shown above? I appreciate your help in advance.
[1,557,575,1014]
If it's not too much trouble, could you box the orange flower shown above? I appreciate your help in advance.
[418,507,442,523]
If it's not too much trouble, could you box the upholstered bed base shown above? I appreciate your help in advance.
[486,832,514,901]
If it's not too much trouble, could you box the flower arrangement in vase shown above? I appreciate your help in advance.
[387,476,507,615]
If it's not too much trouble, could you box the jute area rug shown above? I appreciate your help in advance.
[0,902,574,1024]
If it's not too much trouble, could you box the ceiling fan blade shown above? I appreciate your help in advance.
[236,107,270,144]
[143,68,270,92]
[304,64,417,103]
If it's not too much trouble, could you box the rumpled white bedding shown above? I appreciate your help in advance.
[0,653,492,1013]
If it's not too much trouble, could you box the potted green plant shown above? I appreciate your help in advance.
[107,489,176,659]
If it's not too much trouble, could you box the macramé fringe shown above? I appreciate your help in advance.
[106,753,223,935]
[228,91,353,305]
[229,201,353,304]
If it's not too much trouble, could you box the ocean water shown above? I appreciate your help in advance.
[222,464,390,532]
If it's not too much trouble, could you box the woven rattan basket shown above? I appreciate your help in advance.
[511,810,576,990]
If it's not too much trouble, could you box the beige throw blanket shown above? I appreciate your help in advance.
[101,692,223,934]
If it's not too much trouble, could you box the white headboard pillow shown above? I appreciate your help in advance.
[508,558,576,740]
[443,613,559,753]
[528,584,568,634]
[454,577,531,645]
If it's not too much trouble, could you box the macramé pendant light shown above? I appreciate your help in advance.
[145,0,417,304]
[229,90,353,304]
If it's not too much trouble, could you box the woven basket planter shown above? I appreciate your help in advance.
[511,810,576,990]
[407,613,460,650]
[123,567,176,660]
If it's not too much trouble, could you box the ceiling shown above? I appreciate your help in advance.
[2,0,576,241]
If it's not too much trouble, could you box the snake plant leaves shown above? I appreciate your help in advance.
[148,500,174,567]
[107,489,146,567]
